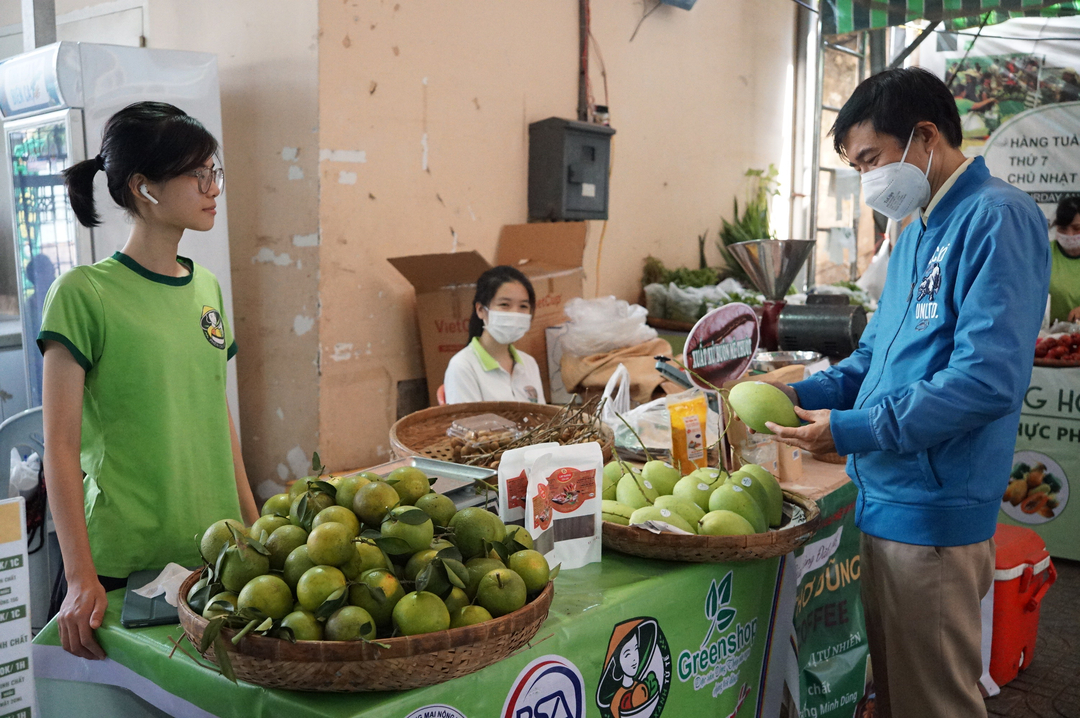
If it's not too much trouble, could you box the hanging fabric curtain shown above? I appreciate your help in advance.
[822,0,1080,36]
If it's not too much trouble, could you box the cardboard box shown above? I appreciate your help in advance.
[389,222,586,405]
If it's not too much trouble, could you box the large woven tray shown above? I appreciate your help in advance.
[602,490,820,563]
[390,401,614,466]
[177,569,554,692]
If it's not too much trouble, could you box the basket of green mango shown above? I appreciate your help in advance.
[600,460,820,563]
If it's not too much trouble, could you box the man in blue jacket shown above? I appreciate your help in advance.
[768,68,1050,718]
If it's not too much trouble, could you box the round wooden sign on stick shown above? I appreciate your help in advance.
[683,303,760,389]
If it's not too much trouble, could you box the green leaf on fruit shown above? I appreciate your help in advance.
[373,536,414,555]
[255,617,274,633]
[312,451,323,475]
[395,508,431,526]
[200,616,224,653]
[442,559,469,590]
[213,634,237,683]
[548,563,561,581]
[428,477,438,485]
[311,480,337,498]
[486,540,509,564]
[435,545,463,563]
[416,562,435,593]
[314,588,350,619]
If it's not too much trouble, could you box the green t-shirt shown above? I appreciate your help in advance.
[1050,240,1080,323]
[38,252,242,578]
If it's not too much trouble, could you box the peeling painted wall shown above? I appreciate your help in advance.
[317,1,797,472]
[147,0,321,501]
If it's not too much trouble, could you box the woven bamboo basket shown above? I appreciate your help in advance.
[389,401,614,467]
[602,490,820,563]
[177,570,554,692]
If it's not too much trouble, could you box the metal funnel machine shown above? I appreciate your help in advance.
[727,239,815,351]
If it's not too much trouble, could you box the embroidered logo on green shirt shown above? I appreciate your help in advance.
[201,305,226,349]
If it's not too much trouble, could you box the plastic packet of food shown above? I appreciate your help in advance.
[666,388,710,475]
[497,443,559,528]
[524,442,603,570]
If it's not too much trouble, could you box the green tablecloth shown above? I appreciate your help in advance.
[34,550,789,717]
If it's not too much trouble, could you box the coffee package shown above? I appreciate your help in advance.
[524,442,604,569]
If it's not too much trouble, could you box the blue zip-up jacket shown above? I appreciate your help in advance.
[791,157,1050,547]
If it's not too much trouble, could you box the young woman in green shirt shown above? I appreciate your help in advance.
[40,102,258,660]
[1050,196,1080,324]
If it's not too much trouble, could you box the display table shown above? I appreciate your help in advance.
[32,458,858,718]
[1000,365,1080,560]
[34,551,790,717]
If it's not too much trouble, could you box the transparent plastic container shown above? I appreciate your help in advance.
[447,413,522,442]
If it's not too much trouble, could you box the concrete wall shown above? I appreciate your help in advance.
[317,0,798,472]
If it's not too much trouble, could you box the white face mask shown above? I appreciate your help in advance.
[860,128,933,222]
[484,309,531,345]
[1057,230,1080,253]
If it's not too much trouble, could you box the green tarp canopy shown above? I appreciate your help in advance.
[823,1,1080,36]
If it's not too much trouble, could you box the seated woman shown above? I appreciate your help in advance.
[444,266,546,404]
[1049,195,1080,324]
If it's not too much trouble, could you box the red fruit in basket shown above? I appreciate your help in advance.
[1035,345,1048,358]
[1048,346,1068,359]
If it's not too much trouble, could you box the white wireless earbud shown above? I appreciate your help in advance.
[139,184,159,205]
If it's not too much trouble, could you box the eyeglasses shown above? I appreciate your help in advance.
[189,167,225,194]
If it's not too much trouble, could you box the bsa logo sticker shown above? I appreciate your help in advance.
[596,617,672,718]
[502,655,585,718]
[404,707,467,718]
[201,305,226,350]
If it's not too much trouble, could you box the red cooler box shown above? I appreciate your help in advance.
[989,524,1057,687]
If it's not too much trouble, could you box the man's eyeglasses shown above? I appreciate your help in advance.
[189,167,225,194]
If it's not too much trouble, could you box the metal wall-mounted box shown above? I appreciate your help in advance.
[528,117,615,221]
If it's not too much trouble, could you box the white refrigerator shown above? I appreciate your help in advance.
[0,41,238,415]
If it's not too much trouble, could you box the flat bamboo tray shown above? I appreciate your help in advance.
[602,490,820,563]
[177,570,554,692]
[390,401,614,467]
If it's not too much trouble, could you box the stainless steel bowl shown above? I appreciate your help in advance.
[750,350,824,373]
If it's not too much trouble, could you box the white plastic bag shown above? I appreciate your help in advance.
[856,223,893,301]
[561,296,657,356]
[612,398,720,454]
[8,448,40,498]
[600,363,631,430]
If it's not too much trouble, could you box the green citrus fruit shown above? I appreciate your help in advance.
[334,474,372,511]
[464,557,505,598]
[353,481,401,527]
[404,549,450,597]
[340,540,389,580]
[288,476,317,499]
[237,574,293,620]
[281,610,323,641]
[381,506,434,553]
[505,525,534,550]
[199,519,247,564]
[475,568,527,617]
[392,591,451,636]
[282,545,317,591]
[265,524,309,571]
[296,565,347,612]
[507,550,550,593]
[443,586,470,615]
[449,605,493,628]
[325,605,377,641]
[414,492,457,527]
[290,491,335,527]
[386,466,431,506]
[250,514,290,543]
[448,507,506,559]
[260,492,292,518]
[306,522,356,566]
[349,568,405,627]
[312,505,361,538]
[218,544,270,593]
[202,591,238,620]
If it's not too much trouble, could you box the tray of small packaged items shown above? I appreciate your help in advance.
[176,458,556,692]
[600,462,820,563]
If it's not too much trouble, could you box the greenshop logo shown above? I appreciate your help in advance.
[677,571,758,698]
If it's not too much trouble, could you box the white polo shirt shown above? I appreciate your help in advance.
[444,337,546,404]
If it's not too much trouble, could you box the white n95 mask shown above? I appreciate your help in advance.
[860,128,933,222]
[485,309,531,345]
[1057,230,1080,253]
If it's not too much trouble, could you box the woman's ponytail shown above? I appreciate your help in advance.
[62,156,103,228]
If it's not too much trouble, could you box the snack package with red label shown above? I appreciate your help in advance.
[524,442,603,570]
[498,443,559,527]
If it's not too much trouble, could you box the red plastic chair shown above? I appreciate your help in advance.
[437,384,447,405]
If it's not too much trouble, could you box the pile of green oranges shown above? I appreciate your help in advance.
[188,465,554,645]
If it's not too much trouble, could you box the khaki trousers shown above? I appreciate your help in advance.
[860,533,994,718]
